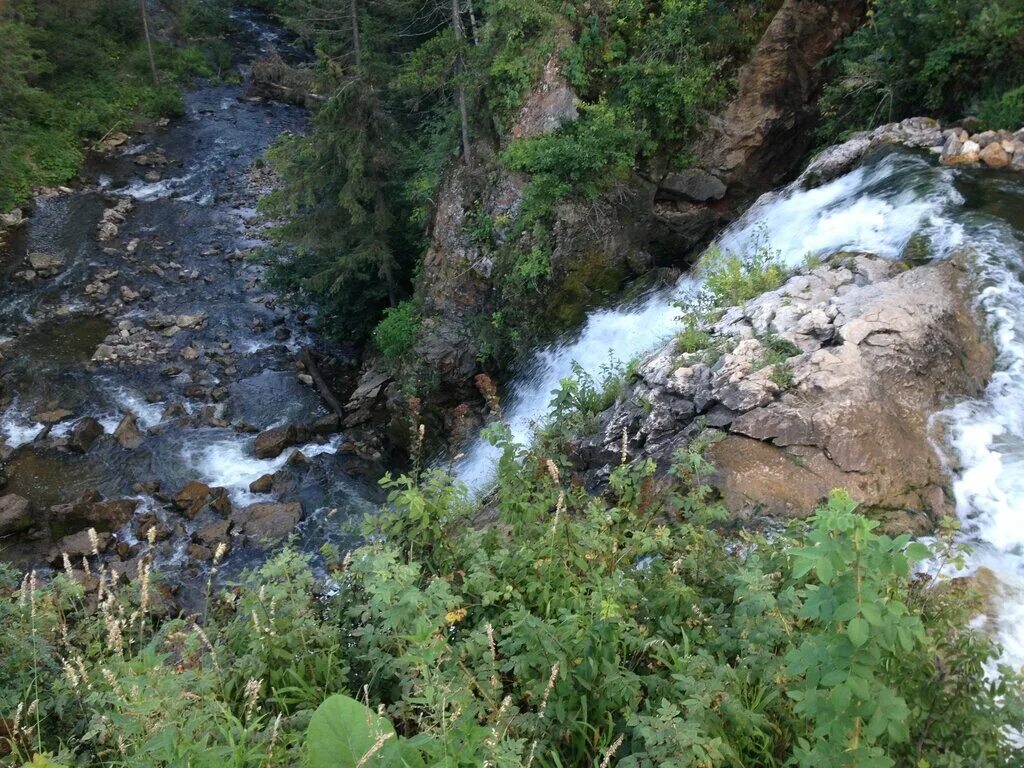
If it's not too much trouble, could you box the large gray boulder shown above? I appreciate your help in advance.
[584,253,992,532]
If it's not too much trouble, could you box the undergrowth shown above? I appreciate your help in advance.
[2,431,1022,767]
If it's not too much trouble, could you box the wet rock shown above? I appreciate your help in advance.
[231,501,303,543]
[194,519,230,547]
[173,481,211,518]
[1,208,25,228]
[249,474,273,493]
[51,493,140,530]
[0,494,32,536]
[980,141,1011,169]
[98,132,129,150]
[52,529,111,561]
[658,169,727,203]
[34,408,73,424]
[113,412,145,449]
[311,412,341,436]
[93,344,116,362]
[188,543,213,561]
[27,251,65,277]
[254,424,303,459]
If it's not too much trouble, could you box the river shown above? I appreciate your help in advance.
[0,9,373,581]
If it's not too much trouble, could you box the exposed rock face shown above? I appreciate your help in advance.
[580,254,992,531]
[346,0,868,446]
[697,0,867,196]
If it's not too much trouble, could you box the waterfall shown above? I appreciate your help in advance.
[457,147,1024,668]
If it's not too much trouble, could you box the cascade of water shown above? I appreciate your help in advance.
[457,148,1024,668]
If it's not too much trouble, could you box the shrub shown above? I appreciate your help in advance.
[818,0,1024,141]
[372,300,421,361]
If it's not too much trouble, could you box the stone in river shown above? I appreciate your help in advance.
[113,412,145,449]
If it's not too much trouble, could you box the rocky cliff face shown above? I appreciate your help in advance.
[345,0,868,443]
[578,254,992,533]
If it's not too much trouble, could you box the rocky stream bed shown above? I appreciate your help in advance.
[0,10,376,604]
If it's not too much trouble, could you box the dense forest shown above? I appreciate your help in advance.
[2,0,1024,766]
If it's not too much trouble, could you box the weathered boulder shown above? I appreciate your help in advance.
[230,501,303,543]
[172,481,230,518]
[254,424,304,459]
[50,492,139,529]
[114,412,145,449]
[583,254,991,531]
[68,417,104,453]
[27,251,65,277]
[249,474,274,493]
[0,495,32,536]
[658,169,727,203]
[52,529,112,561]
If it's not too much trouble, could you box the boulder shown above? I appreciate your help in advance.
[980,141,1011,169]
[658,169,727,203]
[194,519,231,547]
[0,495,32,536]
[113,413,145,449]
[230,501,303,543]
[68,417,104,453]
[173,481,211,518]
[52,529,112,561]
[583,254,992,531]
[249,474,273,493]
[27,251,65,276]
[254,424,302,459]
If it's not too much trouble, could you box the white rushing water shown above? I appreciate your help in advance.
[457,148,1024,668]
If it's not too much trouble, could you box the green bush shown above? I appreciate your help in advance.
[979,85,1024,131]
[819,0,1024,141]
[373,300,421,361]
[1,435,1022,767]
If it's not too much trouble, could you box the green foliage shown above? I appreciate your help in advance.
[503,100,641,227]
[819,0,1024,141]
[1,440,1023,766]
[978,84,1024,131]
[0,0,228,211]
[307,695,405,768]
[673,235,789,357]
[372,300,421,362]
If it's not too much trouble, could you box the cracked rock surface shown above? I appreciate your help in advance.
[580,253,992,533]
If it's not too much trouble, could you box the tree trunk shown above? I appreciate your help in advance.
[450,0,472,168]
[139,0,159,86]
[350,0,362,69]
[466,0,479,45]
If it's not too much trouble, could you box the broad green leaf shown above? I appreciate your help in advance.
[308,694,406,768]
[848,617,869,647]
[905,541,931,562]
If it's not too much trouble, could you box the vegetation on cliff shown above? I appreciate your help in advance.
[819,0,1024,142]
[2,436,1022,766]
[260,0,780,352]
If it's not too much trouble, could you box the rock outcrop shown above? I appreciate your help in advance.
[346,0,868,446]
[578,254,991,532]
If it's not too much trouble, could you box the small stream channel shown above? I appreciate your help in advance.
[0,9,374,584]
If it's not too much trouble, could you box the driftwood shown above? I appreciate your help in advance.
[299,348,344,418]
